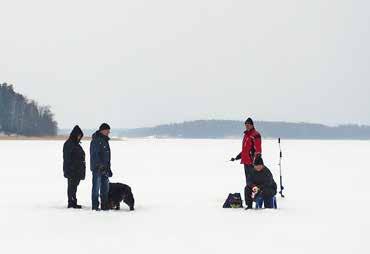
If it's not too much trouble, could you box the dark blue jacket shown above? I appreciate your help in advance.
[90,131,111,174]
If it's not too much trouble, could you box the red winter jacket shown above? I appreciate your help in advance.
[236,128,262,165]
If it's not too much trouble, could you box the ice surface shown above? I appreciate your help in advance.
[0,139,369,254]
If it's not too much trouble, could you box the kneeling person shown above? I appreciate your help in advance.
[245,157,277,209]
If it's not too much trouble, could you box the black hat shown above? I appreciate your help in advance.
[245,118,254,125]
[99,123,111,131]
[254,156,264,166]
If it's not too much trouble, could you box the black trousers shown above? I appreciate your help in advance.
[244,164,254,185]
[243,165,253,207]
[67,178,81,205]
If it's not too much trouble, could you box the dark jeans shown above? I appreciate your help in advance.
[92,171,109,209]
[244,186,276,208]
[244,164,254,185]
[67,178,80,205]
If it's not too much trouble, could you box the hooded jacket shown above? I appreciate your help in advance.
[63,125,86,180]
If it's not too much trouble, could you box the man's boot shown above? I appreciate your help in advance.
[245,201,253,210]
[101,202,110,211]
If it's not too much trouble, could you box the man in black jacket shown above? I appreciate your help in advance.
[245,157,277,210]
[63,125,86,209]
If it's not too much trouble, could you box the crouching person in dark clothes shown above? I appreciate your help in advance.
[90,123,113,211]
[245,157,277,210]
[63,125,86,209]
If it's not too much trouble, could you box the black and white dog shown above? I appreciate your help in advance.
[108,183,135,211]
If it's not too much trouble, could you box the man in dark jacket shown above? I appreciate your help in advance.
[90,123,113,211]
[231,118,262,184]
[245,156,277,210]
[63,125,86,209]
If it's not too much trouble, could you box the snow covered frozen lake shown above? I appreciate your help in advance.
[1,139,369,254]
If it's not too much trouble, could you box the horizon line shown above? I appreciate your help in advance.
[57,119,370,130]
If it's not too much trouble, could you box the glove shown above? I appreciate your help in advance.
[97,164,112,177]
[252,186,260,193]
[230,158,236,162]
[97,164,106,172]
[254,153,262,162]
[251,186,260,200]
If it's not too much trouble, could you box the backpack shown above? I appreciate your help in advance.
[223,193,243,208]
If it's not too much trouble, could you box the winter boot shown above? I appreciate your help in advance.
[245,201,253,210]
[101,203,110,211]
[68,203,82,209]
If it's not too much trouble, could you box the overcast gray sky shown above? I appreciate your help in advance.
[1,0,369,129]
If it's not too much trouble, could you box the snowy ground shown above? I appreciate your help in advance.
[0,139,369,254]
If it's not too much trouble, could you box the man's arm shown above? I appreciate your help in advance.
[253,133,262,162]
[63,142,73,177]
[259,169,274,191]
[231,152,241,161]
[91,139,105,170]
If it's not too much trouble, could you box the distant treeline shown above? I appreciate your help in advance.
[113,120,370,140]
[0,83,58,136]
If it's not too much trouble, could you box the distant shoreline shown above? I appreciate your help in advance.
[103,120,370,140]
[1,135,369,141]
[0,136,124,141]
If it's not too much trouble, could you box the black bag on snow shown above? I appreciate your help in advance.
[223,193,243,208]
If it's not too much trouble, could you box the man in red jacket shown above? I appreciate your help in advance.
[231,118,262,184]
